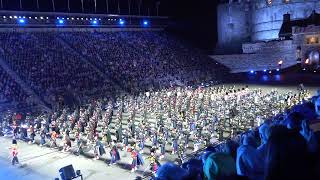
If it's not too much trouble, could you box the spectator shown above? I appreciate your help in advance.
[156,162,189,180]
[236,134,263,179]
[264,126,312,180]
[203,152,237,180]
[223,139,239,161]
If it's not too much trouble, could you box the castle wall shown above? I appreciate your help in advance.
[217,3,250,54]
[251,0,319,41]
[217,0,320,49]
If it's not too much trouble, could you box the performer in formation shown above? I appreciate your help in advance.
[11,145,19,166]
[94,137,106,160]
[109,141,120,165]
[146,148,161,174]
[129,146,144,172]
[0,85,312,173]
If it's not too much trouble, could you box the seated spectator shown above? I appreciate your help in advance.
[156,162,189,180]
[223,139,239,161]
[300,119,319,153]
[264,126,312,180]
[201,151,214,166]
[285,111,304,131]
[181,159,203,180]
[203,152,237,180]
[236,134,263,180]
[256,123,270,160]
[315,94,320,118]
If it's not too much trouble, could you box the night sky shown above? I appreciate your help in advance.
[0,0,219,50]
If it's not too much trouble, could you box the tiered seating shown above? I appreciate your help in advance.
[0,32,118,105]
[60,31,228,92]
[0,66,28,104]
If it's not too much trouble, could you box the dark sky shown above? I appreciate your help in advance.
[162,0,219,51]
[0,0,219,50]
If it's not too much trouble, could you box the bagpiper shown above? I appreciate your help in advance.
[172,138,178,155]
[94,136,106,160]
[129,146,144,172]
[39,128,46,147]
[146,148,161,174]
[28,125,36,144]
[109,141,120,165]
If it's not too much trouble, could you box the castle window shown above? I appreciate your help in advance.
[306,36,319,44]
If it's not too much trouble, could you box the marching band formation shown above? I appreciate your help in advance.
[1,85,311,173]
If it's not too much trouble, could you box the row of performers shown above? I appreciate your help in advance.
[93,139,161,173]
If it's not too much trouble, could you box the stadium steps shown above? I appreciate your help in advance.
[0,56,51,111]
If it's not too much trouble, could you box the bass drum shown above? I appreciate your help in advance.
[308,50,320,70]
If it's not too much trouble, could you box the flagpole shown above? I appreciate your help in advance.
[128,0,131,15]
[138,0,142,16]
[0,0,3,9]
[68,0,70,12]
[106,0,109,14]
[81,0,84,13]
[156,2,160,16]
[117,0,120,14]
[128,0,131,24]
[94,0,97,13]
[52,0,55,12]
[36,0,39,11]
[19,0,22,9]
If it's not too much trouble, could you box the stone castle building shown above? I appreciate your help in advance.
[213,0,320,72]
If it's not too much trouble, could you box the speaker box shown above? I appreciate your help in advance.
[59,164,76,180]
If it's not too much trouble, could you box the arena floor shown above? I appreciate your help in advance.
[0,77,319,180]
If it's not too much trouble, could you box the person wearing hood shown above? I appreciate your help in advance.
[203,152,236,180]
[236,134,263,179]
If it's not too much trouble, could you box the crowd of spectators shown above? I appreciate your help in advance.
[0,30,228,108]
[154,92,320,180]
[0,32,119,107]
[60,31,228,93]
[0,66,29,105]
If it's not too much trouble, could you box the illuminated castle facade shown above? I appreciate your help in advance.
[216,0,320,54]
[212,0,320,72]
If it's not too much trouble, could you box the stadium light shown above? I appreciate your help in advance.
[263,69,267,72]
[119,19,125,25]
[18,18,26,25]
[91,20,98,26]
[250,70,255,74]
[57,19,65,25]
[143,20,149,26]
